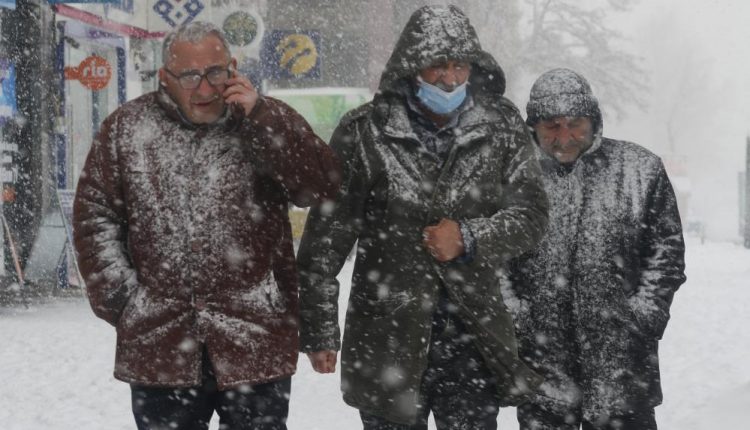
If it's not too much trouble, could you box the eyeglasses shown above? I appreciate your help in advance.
[164,62,233,90]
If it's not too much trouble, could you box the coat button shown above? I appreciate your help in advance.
[194,298,207,311]
[190,239,203,252]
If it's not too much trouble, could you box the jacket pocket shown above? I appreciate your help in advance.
[230,271,286,316]
[349,285,415,319]
[116,288,184,344]
[611,281,650,340]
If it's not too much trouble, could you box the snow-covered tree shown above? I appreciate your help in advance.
[468,0,647,118]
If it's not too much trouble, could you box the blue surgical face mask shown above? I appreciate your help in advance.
[415,76,468,115]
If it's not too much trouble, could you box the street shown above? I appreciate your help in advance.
[0,237,748,429]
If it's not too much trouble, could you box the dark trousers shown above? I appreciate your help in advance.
[131,351,290,430]
[517,402,657,430]
[361,295,501,430]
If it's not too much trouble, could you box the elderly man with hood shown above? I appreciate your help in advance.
[73,21,340,430]
[297,5,549,430]
[505,68,686,430]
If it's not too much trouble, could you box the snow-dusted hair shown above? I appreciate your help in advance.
[161,21,232,65]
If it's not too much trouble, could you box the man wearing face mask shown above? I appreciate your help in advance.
[504,68,686,429]
[297,5,548,429]
[73,21,340,430]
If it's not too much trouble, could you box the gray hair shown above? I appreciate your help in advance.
[161,21,232,66]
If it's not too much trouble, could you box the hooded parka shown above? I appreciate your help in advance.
[297,5,548,425]
[505,69,686,423]
[73,90,340,389]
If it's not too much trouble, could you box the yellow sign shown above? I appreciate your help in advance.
[276,33,318,76]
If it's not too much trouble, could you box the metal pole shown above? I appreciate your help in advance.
[745,137,750,248]
[1,213,24,287]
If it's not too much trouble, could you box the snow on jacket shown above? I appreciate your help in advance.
[505,129,686,421]
[296,5,548,425]
[73,89,341,389]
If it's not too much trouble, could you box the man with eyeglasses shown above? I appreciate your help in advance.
[73,21,340,430]
[297,5,548,429]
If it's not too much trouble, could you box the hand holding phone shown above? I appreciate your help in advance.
[223,70,259,117]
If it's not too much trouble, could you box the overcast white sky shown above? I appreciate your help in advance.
[603,0,749,240]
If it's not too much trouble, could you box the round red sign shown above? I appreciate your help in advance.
[64,55,112,91]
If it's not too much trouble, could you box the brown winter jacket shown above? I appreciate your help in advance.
[73,89,340,389]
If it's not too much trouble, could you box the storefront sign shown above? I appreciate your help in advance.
[65,20,125,49]
[54,3,163,39]
[64,55,112,91]
[104,0,134,14]
[219,9,261,49]
[211,3,264,67]
[48,1,119,4]
[0,60,16,120]
[152,0,206,28]
[262,30,321,80]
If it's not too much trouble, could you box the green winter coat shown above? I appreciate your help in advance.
[296,5,548,425]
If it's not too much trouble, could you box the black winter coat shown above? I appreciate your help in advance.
[297,5,548,425]
[505,134,686,422]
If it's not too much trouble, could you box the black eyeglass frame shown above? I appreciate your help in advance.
[164,62,234,90]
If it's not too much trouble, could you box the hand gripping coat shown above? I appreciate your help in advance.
[297,5,549,425]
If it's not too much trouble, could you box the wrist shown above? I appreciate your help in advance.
[457,221,476,263]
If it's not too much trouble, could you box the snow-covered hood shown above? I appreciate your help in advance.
[377,5,506,100]
[526,67,607,170]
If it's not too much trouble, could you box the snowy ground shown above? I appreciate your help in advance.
[1,237,748,429]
